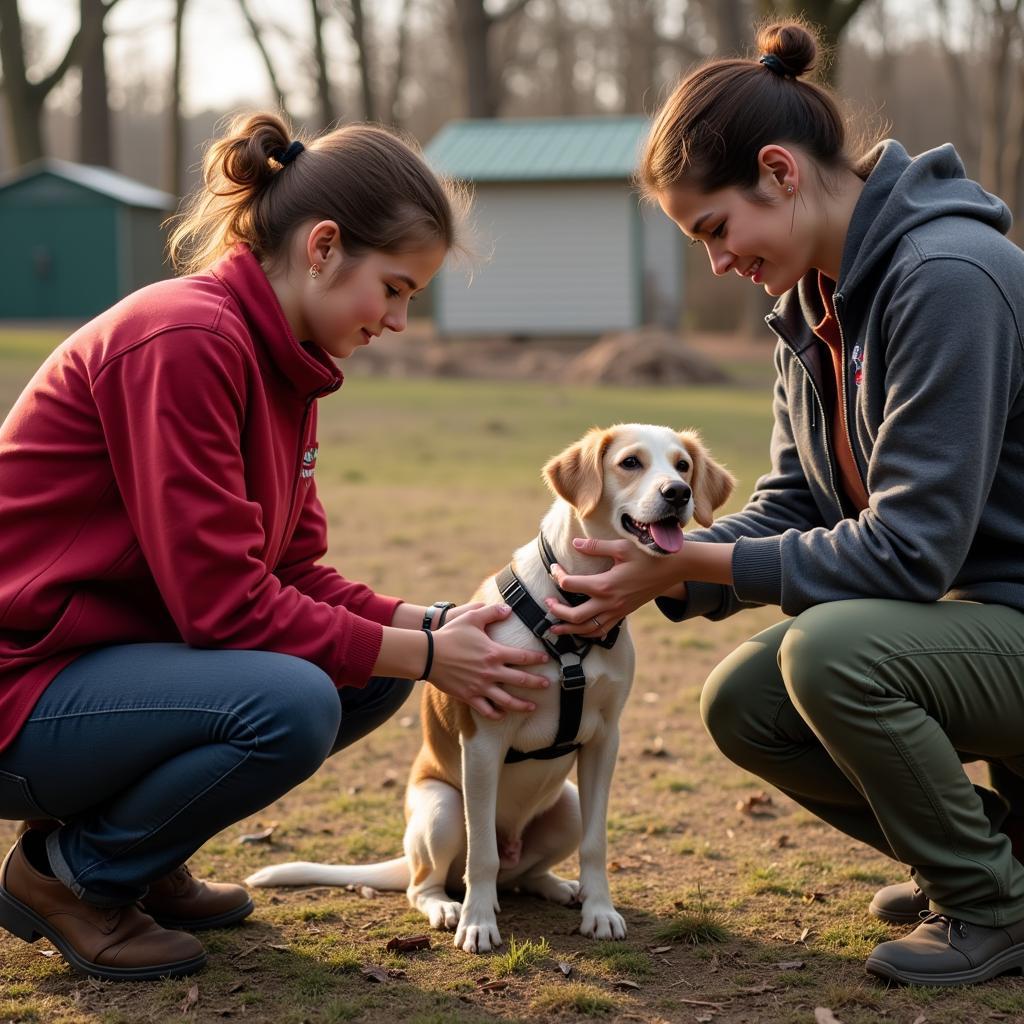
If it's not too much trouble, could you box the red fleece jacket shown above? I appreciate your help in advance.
[0,245,401,752]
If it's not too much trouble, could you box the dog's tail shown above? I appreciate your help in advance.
[244,856,410,891]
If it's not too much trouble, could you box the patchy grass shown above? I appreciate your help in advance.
[0,333,1019,1022]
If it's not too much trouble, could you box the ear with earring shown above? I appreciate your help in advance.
[309,264,321,279]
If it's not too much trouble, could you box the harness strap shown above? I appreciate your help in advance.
[497,563,587,763]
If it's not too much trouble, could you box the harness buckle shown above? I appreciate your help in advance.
[560,660,586,690]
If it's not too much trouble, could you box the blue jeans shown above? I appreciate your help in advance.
[0,644,413,906]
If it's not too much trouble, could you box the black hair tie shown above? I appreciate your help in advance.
[759,54,789,77]
[273,140,304,166]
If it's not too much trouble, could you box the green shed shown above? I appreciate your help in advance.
[0,159,176,320]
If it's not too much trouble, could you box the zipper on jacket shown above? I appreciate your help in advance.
[832,291,869,501]
[765,312,844,517]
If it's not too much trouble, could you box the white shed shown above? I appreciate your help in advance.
[424,116,683,337]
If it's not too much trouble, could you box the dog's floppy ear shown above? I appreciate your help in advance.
[543,427,613,518]
[679,430,735,528]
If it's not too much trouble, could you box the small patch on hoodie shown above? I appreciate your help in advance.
[850,345,864,387]
[301,444,319,479]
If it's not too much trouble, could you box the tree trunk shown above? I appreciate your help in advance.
[237,0,292,121]
[707,0,750,56]
[78,0,113,166]
[167,0,187,196]
[387,0,414,127]
[0,0,46,164]
[310,0,336,130]
[453,0,496,116]
[343,0,376,121]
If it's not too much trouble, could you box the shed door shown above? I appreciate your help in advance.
[436,183,637,335]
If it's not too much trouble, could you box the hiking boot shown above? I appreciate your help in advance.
[866,912,1024,986]
[869,880,929,924]
[140,863,253,930]
[0,831,206,981]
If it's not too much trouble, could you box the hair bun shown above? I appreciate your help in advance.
[755,21,819,79]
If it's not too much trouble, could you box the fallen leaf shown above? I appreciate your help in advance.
[37,949,57,957]
[613,979,641,990]
[648,945,673,954]
[803,891,827,904]
[180,984,199,1013]
[696,1015,714,1024]
[477,980,508,992]
[799,927,812,944]
[815,1010,843,1024]
[385,934,431,953]
[236,824,277,845]
[776,834,793,848]
[358,886,380,900]
[557,962,573,977]
[227,982,244,993]
[773,960,806,971]
[736,792,775,816]
[737,983,777,994]
[361,965,389,983]
[268,943,290,952]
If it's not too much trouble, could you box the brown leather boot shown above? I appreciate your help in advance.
[0,832,206,981]
[140,864,253,930]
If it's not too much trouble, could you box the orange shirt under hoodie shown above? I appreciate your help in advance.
[812,273,870,514]
[0,245,402,753]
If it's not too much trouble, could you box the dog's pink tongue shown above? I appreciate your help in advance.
[650,519,683,553]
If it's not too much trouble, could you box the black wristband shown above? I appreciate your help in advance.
[420,627,434,680]
[433,601,456,629]
[422,600,456,631]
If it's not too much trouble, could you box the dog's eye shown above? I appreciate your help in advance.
[619,456,642,470]
[676,460,690,473]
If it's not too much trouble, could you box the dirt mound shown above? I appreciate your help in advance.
[562,327,731,387]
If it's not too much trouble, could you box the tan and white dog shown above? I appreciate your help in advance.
[246,424,733,953]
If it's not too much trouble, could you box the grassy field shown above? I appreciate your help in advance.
[0,328,1018,1024]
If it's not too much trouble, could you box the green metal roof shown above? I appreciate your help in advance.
[0,159,175,209]
[424,116,650,182]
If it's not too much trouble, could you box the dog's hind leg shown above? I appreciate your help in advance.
[510,781,582,906]
[404,779,466,931]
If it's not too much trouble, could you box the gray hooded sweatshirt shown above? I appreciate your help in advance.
[660,139,1024,622]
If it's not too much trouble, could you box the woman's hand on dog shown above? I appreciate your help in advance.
[544,537,734,637]
[431,603,551,720]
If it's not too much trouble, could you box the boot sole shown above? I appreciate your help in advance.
[148,896,255,931]
[0,885,207,981]
[866,944,1024,986]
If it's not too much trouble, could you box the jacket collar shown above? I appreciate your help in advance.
[210,244,343,400]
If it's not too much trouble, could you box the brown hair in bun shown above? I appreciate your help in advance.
[639,19,863,201]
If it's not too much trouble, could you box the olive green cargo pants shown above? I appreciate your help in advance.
[700,599,1024,926]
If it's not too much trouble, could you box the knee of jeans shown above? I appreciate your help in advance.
[779,604,861,721]
[259,658,341,772]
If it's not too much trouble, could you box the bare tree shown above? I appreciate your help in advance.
[309,0,336,129]
[335,0,376,121]
[452,0,533,117]
[79,0,113,166]
[167,0,188,196]
[0,0,121,166]
[386,0,415,126]
[237,0,292,121]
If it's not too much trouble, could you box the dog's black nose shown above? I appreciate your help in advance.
[660,481,691,508]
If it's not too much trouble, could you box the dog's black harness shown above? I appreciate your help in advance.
[496,535,622,764]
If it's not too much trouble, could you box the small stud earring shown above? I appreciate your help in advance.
[785,184,795,195]
[309,264,321,279]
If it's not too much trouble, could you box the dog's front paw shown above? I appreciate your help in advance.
[580,902,627,941]
[454,915,502,953]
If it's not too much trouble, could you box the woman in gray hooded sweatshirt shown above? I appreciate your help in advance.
[544,19,1024,988]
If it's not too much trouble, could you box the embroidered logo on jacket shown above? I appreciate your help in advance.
[850,345,864,387]
[301,444,319,479]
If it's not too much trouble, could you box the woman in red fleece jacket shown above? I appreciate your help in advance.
[0,112,549,981]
